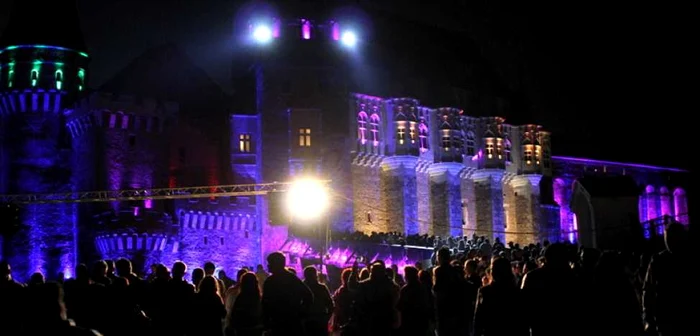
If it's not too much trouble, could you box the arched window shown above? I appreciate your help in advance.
[357,111,368,144]
[8,69,14,88]
[30,69,39,87]
[55,70,63,90]
[418,123,429,152]
[504,138,512,162]
[673,188,688,224]
[369,114,380,146]
[659,187,672,218]
[465,131,475,156]
[644,185,659,234]
[77,69,85,91]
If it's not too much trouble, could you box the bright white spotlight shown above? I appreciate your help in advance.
[340,31,357,47]
[252,25,273,44]
[287,179,329,221]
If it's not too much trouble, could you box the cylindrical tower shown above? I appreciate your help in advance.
[0,1,89,280]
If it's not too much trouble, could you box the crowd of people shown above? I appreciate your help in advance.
[0,222,691,336]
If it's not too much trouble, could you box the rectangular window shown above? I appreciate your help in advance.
[524,149,533,165]
[109,114,116,128]
[299,128,311,147]
[409,127,416,143]
[397,126,405,145]
[128,134,136,149]
[121,115,129,129]
[239,134,251,153]
[486,143,494,159]
[442,135,451,151]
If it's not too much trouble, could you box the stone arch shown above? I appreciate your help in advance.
[673,188,688,224]
[659,187,673,217]
[369,113,380,144]
[357,111,368,143]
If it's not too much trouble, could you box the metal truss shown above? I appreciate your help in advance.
[0,180,332,205]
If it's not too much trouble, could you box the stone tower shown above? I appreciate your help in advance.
[0,0,89,280]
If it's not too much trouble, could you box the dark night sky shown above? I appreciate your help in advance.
[0,0,690,170]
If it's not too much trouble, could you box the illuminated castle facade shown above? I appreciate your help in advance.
[0,1,690,280]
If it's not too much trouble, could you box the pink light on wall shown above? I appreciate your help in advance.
[301,19,311,39]
[659,187,672,218]
[645,185,659,223]
[331,21,340,40]
[272,18,281,38]
[144,199,153,209]
[673,188,689,224]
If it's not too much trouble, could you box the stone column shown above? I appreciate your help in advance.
[471,169,505,242]
[416,161,432,235]
[428,163,463,237]
[380,156,419,235]
[460,169,477,237]
[510,174,542,244]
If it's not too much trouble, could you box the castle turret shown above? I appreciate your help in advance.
[0,0,89,280]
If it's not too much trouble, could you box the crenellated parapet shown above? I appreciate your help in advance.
[179,211,257,231]
[95,232,170,254]
[65,92,178,138]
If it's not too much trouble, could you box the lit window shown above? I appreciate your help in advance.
[418,124,429,152]
[109,114,116,128]
[30,69,39,87]
[121,115,129,129]
[535,145,541,165]
[485,138,494,159]
[357,112,367,144]
[496,138,503,159]
[299,128,311,147]
[441,132,451,151]
[524,145,533,165]
[409,125,416,143]
[397,126,405,145]
[8,70,14,88]
[370,114,380,146]
[55,70,63,90]
[239,134,251,152]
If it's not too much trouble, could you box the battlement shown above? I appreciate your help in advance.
[179,210,257,231]
[65,92,178,138]
[95,232,169,254]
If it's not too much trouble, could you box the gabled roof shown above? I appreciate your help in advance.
[0,0,87,52]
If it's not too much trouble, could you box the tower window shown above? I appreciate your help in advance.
[299,128,311,147]
[504,139,512,163]
[441,133,451,151]
[397,126,405,145]
[485,138,495,159]
[78,69,85,91]
[418,124,429,152]
[369,114,380,146]
[55,70,63,90]
[8,70,14,88]
[239,133,251,152]
[357,112,368,144]
[409,125,416,143]
[30,70,39,87]
[524,146,533,165]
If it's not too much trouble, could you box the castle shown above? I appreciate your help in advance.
[0,2,690,281]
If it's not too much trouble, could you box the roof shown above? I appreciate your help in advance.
[0,0,87,52]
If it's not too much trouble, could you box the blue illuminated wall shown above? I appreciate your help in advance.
[0,43,89,281]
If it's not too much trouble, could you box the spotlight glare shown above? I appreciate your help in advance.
[252,25,273,44]
[286,179,329,221]
[340,31,357,47]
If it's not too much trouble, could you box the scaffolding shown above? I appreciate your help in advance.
[0,181,332,205]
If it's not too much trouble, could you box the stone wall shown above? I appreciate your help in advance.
[471,170,505,241]
[416,163,432,234]
[351,154,384,233]
[509,174,542,244]
[176,210,261,272]
[460,171,477,236]
[380,157,418,235]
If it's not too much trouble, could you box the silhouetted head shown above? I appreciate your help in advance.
[359,268,369,281]
[543,243,570,268]
[192,268,205,287]
[340,268,352,286]
[418,269,432,286]
[156,264,170,279]
[115,258,132,277]
[93,260,108,277]
[370,262,386,280]
[218,270,227,279]
[203,262,216,275]
[404,266,419,284]
[104,259,115,274]
[303,266,318,283]
[239,272,259,295]
[581,248,601,269]
[236,268,248,282]
[76,263,89,281]
[29,272,45,285]
[665,223,688,253]
[437,247,451,265]
[267,252,287,274]
[256,264,264,272]
[490,257,515,285]
[199,276,219,296]
[172,261,187,279]
[464,259,478,276]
